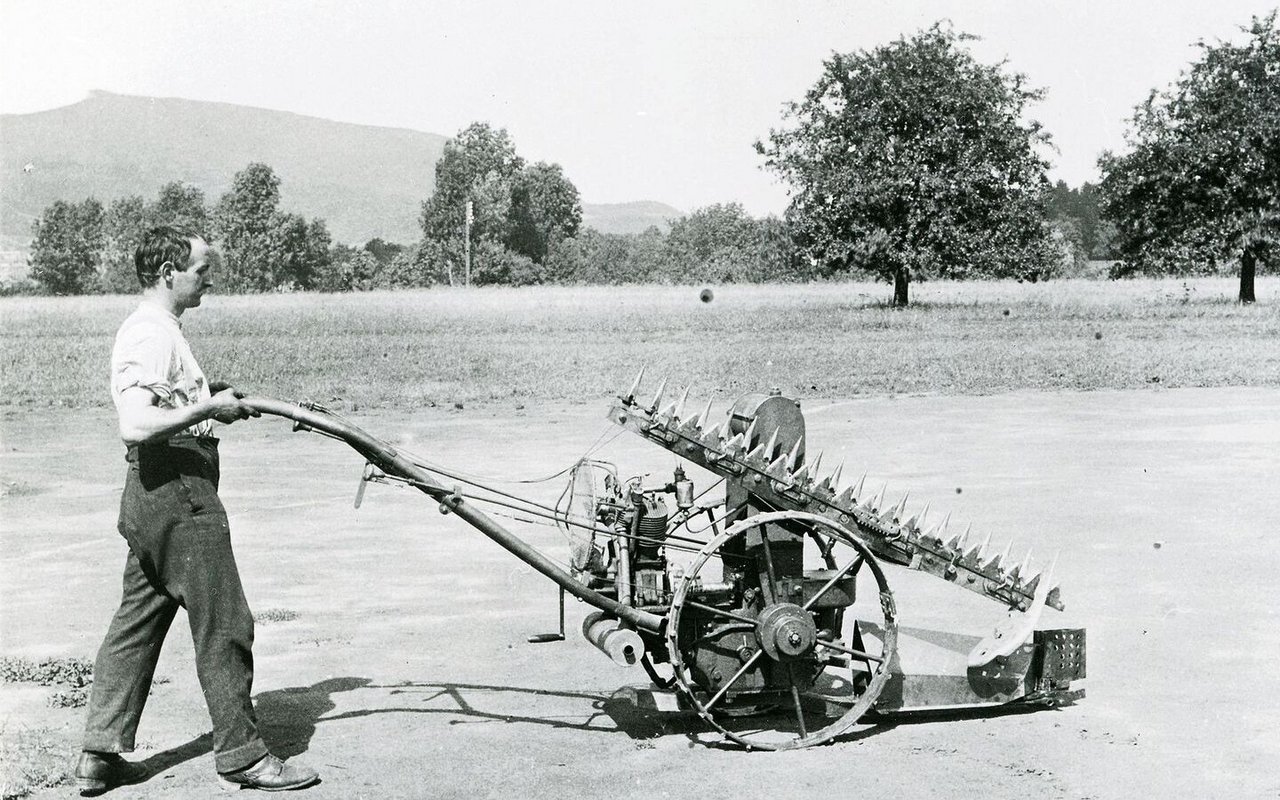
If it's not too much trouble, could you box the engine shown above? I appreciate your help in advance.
[567,392,868,713]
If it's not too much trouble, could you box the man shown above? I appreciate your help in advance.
[76,226,319,795]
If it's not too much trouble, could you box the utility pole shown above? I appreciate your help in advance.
[464,199,473,287]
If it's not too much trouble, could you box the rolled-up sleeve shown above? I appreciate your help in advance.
[112,321,175,404]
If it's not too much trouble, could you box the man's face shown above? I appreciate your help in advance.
[170,237,213,310]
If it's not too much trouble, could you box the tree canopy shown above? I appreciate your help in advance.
[506,162,582,263]
[1046,181,1112,261]
[757,23,1058,304]
[29,198,104,294]
[1098,12,1280,302]
[213,163,332,291]
[419,122,583,283]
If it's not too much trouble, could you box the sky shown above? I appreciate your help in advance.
[1,0,1273,215]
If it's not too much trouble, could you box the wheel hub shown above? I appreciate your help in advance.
[755,603,817,662]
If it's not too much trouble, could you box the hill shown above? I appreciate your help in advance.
[0,92,683,249]
[1,92,446,244]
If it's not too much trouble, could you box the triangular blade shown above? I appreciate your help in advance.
[625,366,646,402]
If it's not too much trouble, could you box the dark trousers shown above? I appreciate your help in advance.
[82,437,268,774]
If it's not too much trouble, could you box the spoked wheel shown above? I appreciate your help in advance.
[666,511,898,750]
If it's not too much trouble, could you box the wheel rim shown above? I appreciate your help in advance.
[666,510,898,750]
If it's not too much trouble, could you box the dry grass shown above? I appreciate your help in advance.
[1,277,1277,410]
[254,608,300,623]
[0,727,71,800]
[0,657,92,688]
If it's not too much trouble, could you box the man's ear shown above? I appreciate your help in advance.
[159,261,176,284]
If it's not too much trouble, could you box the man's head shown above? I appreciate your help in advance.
[135,226,212,311]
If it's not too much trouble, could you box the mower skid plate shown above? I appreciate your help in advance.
[858,623,1086,713]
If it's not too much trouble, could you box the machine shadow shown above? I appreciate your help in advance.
[343,680,707,742]
[135,675,705,783]
[135,673,907,786]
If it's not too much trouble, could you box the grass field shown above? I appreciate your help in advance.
[2,277,1278,411]
[2,277,1279,799]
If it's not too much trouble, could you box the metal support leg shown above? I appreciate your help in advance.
[527,587,566,643]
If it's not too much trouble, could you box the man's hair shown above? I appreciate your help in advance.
[135,226,199,288]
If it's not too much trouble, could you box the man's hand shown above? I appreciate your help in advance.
[209,388,261,425]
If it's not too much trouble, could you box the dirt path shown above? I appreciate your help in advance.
[2,387,1278,799]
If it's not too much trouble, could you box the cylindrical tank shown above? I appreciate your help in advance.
[582,611,646,666]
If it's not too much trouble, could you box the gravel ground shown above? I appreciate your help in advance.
[2,386,1278,799]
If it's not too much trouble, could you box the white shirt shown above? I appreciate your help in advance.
[111,300,213,437]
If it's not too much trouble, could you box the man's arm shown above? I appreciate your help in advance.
[117,386,260,446]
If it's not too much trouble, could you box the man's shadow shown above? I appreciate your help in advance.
[137,677,371,778]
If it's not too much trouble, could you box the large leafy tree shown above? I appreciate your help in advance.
[212,163,331,292]
[664,203,759,283]
[419,122,584,282]
[271,214,332,289]
[757,23,1057,305]
[506,162,582,263]
[151,181,210,237]
[1098,12,1279,302]
[29,198,105,294]
[101,183,212,293]
[420,123,525,264]
[214,163,283,292]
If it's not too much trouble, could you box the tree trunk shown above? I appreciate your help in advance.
[1239,247,1257,304]
[892,266,910,306]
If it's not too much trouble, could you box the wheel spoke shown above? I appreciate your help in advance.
[759,526,780,603]
[683,599,757,626]
[801,555,864,612]
[703,649,764,712]
[812,531,836,561]
[670,510,898,750]
[787,665,808,738]
[815,638,884,663]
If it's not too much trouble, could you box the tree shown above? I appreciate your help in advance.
[211,163,333,292]
[99,184,212,294]
[213,163,282,292]
[544,227,671,285]
[419,123,584,284]
[471,239,542,286]
[1098,12,1279,302]
[662,203,800,283]
[315,244,378,292]
[420,123,525,273]
[664,203,757,282]
[372,243,431,289]
[271,214,332,289]
[757,23,1057,305]
[100,196,147,293]
[29,198,105,294]
[363,238,405,268]
[150,182,210,236]
[506,162,582,263]
[1047,181,1113,259]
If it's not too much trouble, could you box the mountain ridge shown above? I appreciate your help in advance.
[0,91,682,246]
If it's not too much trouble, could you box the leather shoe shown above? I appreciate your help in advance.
[217,754,319,792]
[75,751,147,796]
